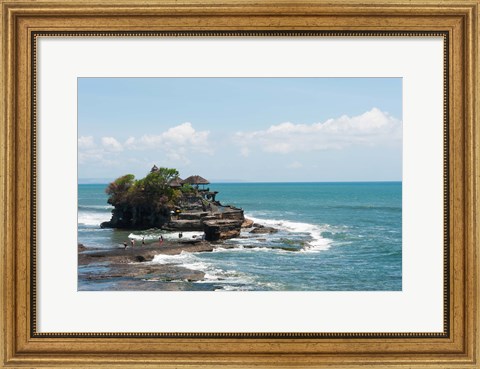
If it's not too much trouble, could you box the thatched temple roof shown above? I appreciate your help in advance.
[168,177,184,187]
[183,175,210,185]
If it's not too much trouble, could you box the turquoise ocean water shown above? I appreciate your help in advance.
[78,182,402,291]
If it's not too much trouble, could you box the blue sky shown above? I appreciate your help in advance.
[78,78,402,182]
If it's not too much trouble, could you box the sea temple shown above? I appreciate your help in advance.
[101,165,246,241]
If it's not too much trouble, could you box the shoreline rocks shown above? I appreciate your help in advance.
[78,241,215,291]
[163,219,204,231]
[78,241,214,266]
[250,226,278,234]
[203,219,243,241]
[102,195,246,241]
[241,218,254,228]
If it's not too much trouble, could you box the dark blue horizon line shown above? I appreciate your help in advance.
[214,181,402,184]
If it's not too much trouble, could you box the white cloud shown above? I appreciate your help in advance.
[78,136,94,149]
[78,136,104,165]
[79,123,211,168]
[162,122,207,146]
[235,108,402,154]
[123,122,212,164]
[101,137,123,152]
[78,137,121,165]
[135,123,210,152]
[78,149,103,164]
[125,136,135,147]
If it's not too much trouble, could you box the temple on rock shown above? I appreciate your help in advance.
[101,165,245,241]
[156,167,220,203]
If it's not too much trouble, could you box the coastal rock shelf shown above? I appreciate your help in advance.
[163,206,245,241]
[250,226,278,234]
[78,241,235,291]
[78,242,216,265]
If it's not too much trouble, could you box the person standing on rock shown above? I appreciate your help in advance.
[142,237,145,246]
[130,239,135,248]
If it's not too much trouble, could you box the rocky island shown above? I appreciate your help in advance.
[78,166,280,291]
[100,165,246,241]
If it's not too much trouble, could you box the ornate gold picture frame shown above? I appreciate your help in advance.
[1,0,478,367]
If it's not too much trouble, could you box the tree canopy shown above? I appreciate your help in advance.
[106,167,183,209]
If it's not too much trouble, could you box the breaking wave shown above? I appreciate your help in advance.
[128,231,204,241]
[150,251,262,290]
[245,214,333,252]
[78,211,111,226]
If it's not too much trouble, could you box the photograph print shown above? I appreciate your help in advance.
[77,77,402,291]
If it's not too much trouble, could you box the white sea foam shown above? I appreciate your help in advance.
[128,231,204,241]
[151,252,258,289]
[78,204,113,210]
[78,211,111,226]
[224,237,262,245]
[152,252,210,270]
[212,245,289,254]
[245,214,333,252]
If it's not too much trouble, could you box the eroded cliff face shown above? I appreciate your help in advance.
[165,206,245,241]
[101,193,245,241]
[100,204,171,230]
[203,219,243,241]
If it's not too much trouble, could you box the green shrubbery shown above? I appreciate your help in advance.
[106,168,183,208]
[180,183,195,194]
[104,167,193,228]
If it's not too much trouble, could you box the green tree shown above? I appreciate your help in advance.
[105,174,135,206]
[106,167,180,208]
[180,183,195,194]
[142,170,175,198]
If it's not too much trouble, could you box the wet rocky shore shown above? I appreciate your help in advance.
[78,239,234,291]
[78,217,286,291]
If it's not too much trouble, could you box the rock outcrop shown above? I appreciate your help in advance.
[241,218,254,228]
[163,219,204,231]
[100,205,170,230]
[163,204,245,239]
[78,242,214,266]
[203,219,243,241]
[101,189,245,240]
[78,242,212,291]
[250,226,278,234]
